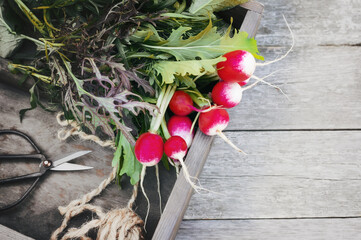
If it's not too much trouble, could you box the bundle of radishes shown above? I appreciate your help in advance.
[134,50,260,194]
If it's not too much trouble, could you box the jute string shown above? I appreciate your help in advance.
[51,112,144,240]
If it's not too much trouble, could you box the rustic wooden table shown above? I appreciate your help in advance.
[176,0,361,239]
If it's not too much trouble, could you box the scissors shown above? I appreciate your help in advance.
[0,129,93,211]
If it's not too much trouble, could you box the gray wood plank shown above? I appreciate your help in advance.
[183,131,361,219]
[255,0,361,46]
[227,46,361,130]
[176,218,361,240]
[0,224,34,240]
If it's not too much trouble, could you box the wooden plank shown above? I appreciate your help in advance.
[227,46,361,130]
[176,218,361,240]
[255,0,361,46]
[153,3,264,240]
[0,224,34,240]
[182,131,361,219]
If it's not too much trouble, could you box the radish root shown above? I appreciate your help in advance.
[217,131,246,155]
[177,157,221,195]
[155,164,162,215]
[256,15,294,67]
[140,165,150,229]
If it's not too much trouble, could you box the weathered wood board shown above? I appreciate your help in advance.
[184,131,361,219]
[227,46,361,130]
[176,0,361,239]
[176,218,361,240]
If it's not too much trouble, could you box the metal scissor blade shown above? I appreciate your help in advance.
[51,163,93,171]
[52,150,92,167]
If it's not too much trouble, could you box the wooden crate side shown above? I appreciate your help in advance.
[0,224,34,240]
[152,3,264,240]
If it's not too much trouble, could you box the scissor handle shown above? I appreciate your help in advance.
[0,177,41,212]
[0,129,47,212]
[0,129,42,154]
[0,171,44,184]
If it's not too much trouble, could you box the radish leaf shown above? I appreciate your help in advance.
[142,20,263,60]
[153,56,225,84]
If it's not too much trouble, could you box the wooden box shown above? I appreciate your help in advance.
[0,2,263,239]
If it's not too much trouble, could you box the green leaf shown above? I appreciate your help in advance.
[188,0,249,15]
[118,133,142,185]
[153,56,225,84]
[0,11,23,58]
[19,82,54,121]
[142,20,263,61]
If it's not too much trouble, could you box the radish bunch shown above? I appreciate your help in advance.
[133,44,293,216]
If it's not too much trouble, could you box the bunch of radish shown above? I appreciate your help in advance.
[133,16,294,225]
[134,49,261,204]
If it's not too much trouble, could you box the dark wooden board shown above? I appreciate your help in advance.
[0,82,176,239]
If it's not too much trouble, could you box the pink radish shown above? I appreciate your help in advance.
[169,90,194,116]
[217,50,256,82]
[211,81,243,108]
[164,136,188,160]
[134,132,164,226]
[212,78,262,109]
[199,108,245,154]
[167,115,194,148]
[164,136,203,192]
[134,132,163,166]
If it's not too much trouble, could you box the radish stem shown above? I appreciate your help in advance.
[161,118,171,140]
[150,84,176,133]
[190,112,200,135]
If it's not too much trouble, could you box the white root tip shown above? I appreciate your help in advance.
[178,158,203,194]
[155,164,162,215]
[216,131,247,155]
[140,165,150,229]
[256,15,295,67]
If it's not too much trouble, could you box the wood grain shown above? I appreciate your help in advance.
[183,131,361,219]
[176,0,361,239]
[176,218,361,240]
[255,0,361,46]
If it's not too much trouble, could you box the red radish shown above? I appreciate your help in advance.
[169,90,193,116]
[199,108,245,154]
[134,132,164,226]
[238,79,249,86]
[134,132,163,166]
[217,50,256,82]
[212,81,243,108]
[164,136,188,160]
[167,115,194,148]
[164,136,203,192]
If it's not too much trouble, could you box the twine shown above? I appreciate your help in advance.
[51,112,144,240]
